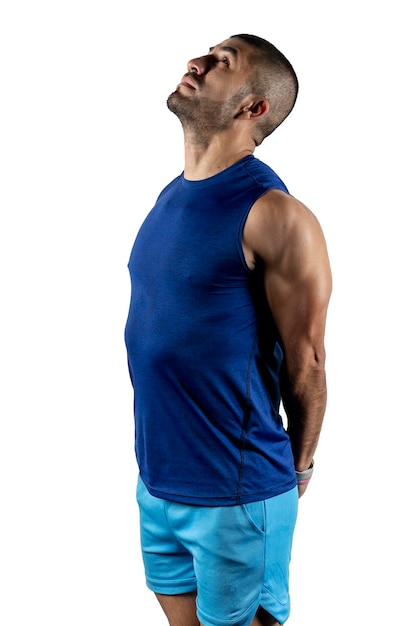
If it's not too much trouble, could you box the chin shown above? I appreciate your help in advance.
[167,92,190,119]
[167,91,180,112]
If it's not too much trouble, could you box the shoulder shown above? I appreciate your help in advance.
[244,189,328,266]
[242,157,289,193]
[252,189,321,233]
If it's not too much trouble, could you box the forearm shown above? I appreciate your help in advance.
[281,361,327,471]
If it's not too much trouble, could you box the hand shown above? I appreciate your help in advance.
[297,481,310,498]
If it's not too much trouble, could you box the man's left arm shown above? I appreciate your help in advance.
[244,189,332,496]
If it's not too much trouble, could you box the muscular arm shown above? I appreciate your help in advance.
[243,189,332,496]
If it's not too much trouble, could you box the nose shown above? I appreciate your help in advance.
[187,54,214,75]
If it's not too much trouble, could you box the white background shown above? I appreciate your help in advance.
[1,1,416,624]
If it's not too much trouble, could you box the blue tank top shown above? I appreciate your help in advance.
[125,155,297,505]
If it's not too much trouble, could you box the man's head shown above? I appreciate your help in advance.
[229,34,299,144]
[167,34,298,146]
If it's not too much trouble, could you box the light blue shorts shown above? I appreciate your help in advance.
[136,476,298,626]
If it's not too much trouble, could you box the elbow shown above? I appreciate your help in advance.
[282,342,327,393]
[313,344,326,369]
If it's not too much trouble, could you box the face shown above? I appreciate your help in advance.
[167,38,255,133]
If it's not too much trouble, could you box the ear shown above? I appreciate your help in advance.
[235,98,269,120]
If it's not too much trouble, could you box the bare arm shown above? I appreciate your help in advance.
[243,189,332,496]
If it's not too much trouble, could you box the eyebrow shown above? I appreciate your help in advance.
[208,45,239,60]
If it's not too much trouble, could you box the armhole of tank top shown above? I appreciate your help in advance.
[237,204,256,273]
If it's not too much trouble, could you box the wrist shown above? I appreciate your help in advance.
[295,460,314,484]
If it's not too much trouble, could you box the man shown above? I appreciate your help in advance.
[125,34,332,626]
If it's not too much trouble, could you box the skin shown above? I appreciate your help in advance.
[153,37,332,626]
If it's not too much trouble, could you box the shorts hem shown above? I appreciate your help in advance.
[146,576,197,595]
[197,596,259,626]
[259,587,290,625]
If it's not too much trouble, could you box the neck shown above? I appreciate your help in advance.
[182,129,255,181]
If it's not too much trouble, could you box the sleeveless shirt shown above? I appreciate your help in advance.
[125,155,297,505]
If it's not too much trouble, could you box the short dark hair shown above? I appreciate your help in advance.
[230,34,299,145]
